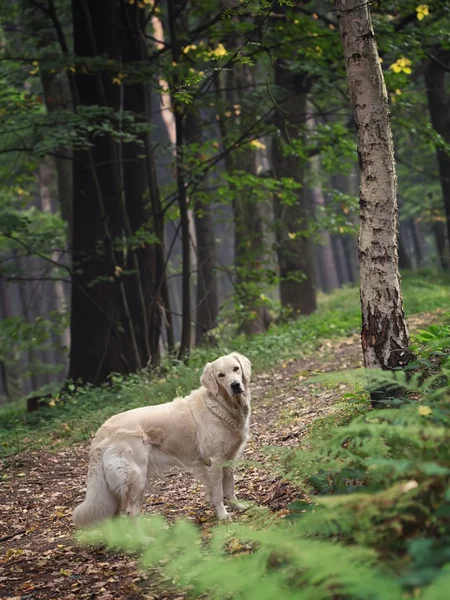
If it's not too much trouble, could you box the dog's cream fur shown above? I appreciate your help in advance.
[72,352,251,527]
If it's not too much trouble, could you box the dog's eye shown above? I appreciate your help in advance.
[218,373,225,378]
[233,366,239,372]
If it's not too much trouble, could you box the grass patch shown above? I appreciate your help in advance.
[0,269,448,458]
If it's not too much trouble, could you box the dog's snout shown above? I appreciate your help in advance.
[231,381,243,393]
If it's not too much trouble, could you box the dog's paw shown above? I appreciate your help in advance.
[229,501,247,513]
[218,511,232,520]
[216,506,232,520]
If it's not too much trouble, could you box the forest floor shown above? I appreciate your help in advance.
[0,311,442,600]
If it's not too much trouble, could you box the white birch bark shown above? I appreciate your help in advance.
[336,0,412,371]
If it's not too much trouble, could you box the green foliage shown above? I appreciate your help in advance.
[78,315,450,599]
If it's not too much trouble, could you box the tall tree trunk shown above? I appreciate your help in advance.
[424,54,450,269]
[168,0,192,359]
[184,113,219,345]
[408,218,424,268]
[330,173,358,284]
[336,0,413,403]
[308,150,339,294]
[215,15,272,335]
[434,221,448,270]
[69,0,144,382]
[272,64,317,316]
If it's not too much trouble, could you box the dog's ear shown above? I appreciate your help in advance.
[231,353,251,383]
[200,362,219,395]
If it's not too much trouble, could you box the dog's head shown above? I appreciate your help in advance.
[200,352,251,399]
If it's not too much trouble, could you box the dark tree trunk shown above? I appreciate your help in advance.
[434,221,448,270]
[69,0,144,382]
[424,54,450,268]
[398,225,413,270]
[408,219,424,268]
[272,64,317,316]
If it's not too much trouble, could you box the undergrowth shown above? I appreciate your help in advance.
[80,316,450,599]
[0,270,447,458]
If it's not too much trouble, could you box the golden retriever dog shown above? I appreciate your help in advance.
[73,352,251,527]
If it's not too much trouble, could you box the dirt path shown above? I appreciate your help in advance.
[0,313,439,600]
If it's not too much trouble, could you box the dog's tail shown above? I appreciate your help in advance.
[72,449,119,528]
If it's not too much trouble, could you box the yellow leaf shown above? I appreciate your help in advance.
[48,400,56,408]
[249,139,266,150]
[416,4,429,20]
[212,43,227,57]
[287,232,296,240]
[395,88,402,95]
[418,405,431,416]
[403,67,412,74]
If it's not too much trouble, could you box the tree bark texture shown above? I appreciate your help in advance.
[69,0,162,382]
[424,55,450,269]
[336,0,413,374]
[272,64,317,316]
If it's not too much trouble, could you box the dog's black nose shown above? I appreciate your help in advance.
[231,381,242,393]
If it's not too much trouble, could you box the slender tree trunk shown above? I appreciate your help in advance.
[424,54,450,269]
[167,0,192,359]
[330,173,358,284]
[308,152,338,294]
[398,221,413,271]
[336,0,413,402]
[272,64,316,316]
[408,218,424,268]
[184,112,219,345]
[215,40,271,335]
[434,221,448,270]
[21,0,73,241]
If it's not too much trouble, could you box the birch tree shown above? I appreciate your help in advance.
[335,0,413,401]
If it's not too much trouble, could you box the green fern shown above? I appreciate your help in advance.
[79,321,450,598]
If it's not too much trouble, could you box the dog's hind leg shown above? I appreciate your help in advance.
[123,467,147,518]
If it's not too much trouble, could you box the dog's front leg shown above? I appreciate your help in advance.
[197,465,229,519]
[223,467,246,512]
